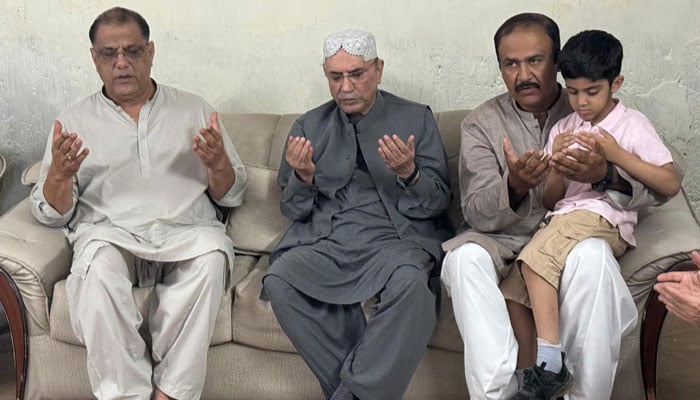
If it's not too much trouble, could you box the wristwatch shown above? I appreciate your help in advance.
[399,167,420,187]
[592,162,614,192]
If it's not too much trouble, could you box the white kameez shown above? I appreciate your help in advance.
[30,84,246,399]
[30,83,246,284]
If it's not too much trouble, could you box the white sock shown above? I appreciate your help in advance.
[536,338,562,373]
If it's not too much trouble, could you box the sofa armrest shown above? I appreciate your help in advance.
[0,198,72,336]
[619,191,700,297]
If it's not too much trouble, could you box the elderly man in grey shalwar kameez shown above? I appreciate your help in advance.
[262,29,452,400]
[30,7,246,400]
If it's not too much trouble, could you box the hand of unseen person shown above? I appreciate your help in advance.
[654,251,700,327]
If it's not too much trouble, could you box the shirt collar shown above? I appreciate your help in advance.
[573,99,625,132]
[344,90,385,132]
[99,79,160,110]
[508,85,571,128]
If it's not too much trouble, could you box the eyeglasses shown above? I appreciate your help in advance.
[325,58,378,85]
[93,44,148,64]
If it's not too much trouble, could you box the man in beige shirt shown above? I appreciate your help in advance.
[30,7,246,399]
[439,13,664,399]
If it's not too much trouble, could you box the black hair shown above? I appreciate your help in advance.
[494,13,560,63]
[89,7,150,44]
[558,30,623,84]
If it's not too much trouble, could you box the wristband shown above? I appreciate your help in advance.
[592,162,614,192]
[401,167,419,185]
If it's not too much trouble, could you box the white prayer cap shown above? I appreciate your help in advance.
[323,29,377,62]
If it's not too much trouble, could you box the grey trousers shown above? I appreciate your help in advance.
[264,265,437,400]
[66,244,226,400]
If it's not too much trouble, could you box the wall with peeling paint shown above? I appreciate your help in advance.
[1,0,698,219]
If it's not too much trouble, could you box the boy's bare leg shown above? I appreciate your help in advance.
[506,300,536,368]
[521,263,559,344]
[520,261,568,381]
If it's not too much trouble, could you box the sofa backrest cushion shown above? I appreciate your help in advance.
[219,113,298,255]
[219,113,298,169]
[225,163,292,255]
[434,110,469,229]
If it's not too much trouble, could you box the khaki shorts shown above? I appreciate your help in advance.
[501,209,628,307]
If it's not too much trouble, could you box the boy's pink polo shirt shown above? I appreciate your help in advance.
[545,100,674,247]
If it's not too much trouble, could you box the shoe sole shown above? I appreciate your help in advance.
[547,374,574,400]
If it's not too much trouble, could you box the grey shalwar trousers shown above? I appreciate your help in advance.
[66,244,226,400]
[264,265,437,400]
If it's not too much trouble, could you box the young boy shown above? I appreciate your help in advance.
[503,30,682,399]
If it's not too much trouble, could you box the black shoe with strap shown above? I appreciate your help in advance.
[510,352,573,400]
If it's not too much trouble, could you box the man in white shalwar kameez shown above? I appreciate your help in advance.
[30,7,246,400]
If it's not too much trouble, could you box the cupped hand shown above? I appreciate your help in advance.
[378,134,416,179]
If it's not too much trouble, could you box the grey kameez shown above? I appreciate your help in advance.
[267,90,452,303]
[264,90,452,400]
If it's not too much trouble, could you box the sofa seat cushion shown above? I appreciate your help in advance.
[232,255,298,353]
[48,255,260,347]
[428,288,464,352]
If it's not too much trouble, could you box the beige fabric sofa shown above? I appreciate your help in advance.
[1,110,699,400]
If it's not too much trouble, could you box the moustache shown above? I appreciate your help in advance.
[515,82,540,92]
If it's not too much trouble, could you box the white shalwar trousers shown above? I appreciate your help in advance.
[66,245,226,400]
[441,239,637,400]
